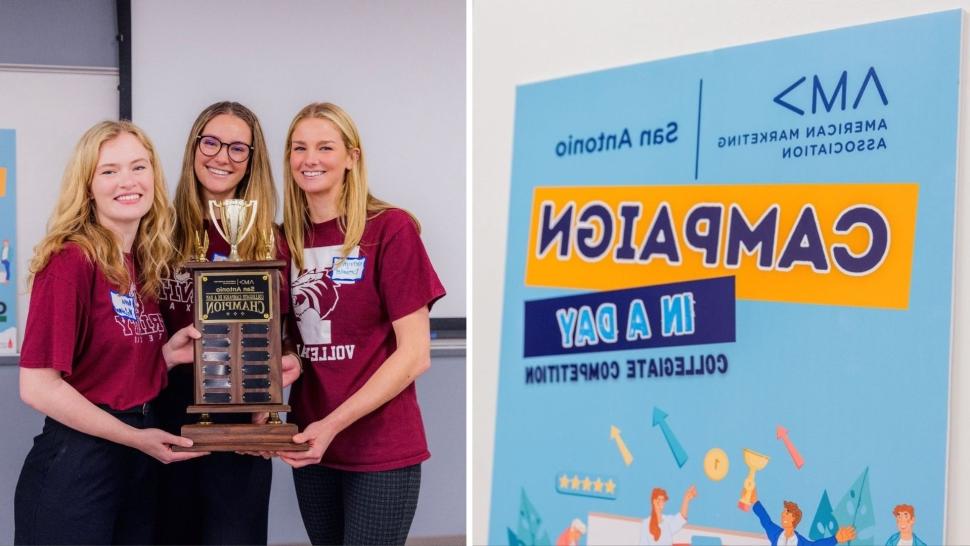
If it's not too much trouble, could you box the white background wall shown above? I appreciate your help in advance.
[472,1,970,543]
[131,0,466,318]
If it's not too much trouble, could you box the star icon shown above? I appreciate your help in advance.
[605,479,616,494]
[582,477,592,491]
[559,474,570,489]
[594,478,604,493]
[571,475,581,490]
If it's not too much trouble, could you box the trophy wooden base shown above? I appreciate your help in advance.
[186,403,291,414]
[173,423,310,452]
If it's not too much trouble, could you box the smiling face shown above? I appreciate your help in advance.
[780,509,794,529]
[288,117,358,203]
[91,132,154,236]
[652,494,667,514]
[194,113,252,202]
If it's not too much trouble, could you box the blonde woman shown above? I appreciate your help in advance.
[154,101,300,545]
[280,103,445,545]
[14,121,205,545]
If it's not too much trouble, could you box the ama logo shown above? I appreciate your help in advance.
[774,67,888,116]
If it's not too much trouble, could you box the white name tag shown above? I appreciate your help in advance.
[110,290,137,320]
[329,257,366,283]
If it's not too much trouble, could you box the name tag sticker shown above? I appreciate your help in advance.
[330,257,366,283]
[110,290,137,320]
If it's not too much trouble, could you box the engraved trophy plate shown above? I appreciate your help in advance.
[173,199,307,452]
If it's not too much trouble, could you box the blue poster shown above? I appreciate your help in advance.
[0,129,15,354]
[491,11,959,546]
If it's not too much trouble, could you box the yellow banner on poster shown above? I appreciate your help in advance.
[526,183,918,309]
[0,167,6,197]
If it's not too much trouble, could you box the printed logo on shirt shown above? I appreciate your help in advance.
[329,257,366,283]
[160,269,194,312]
[292,245,358,361]
[111,284,166,342]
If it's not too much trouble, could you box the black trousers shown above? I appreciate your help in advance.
[154,367,272,545]
[14,411,157,545]
[293,463,421,546]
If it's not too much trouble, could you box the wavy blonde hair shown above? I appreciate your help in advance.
[283,102,417,271]
[172,102,277,265]
[28,120,174,297]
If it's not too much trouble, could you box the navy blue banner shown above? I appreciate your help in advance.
[523,276,735,357]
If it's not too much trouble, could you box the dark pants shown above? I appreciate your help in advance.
[154,366,272,545]
[14,411,158,545]
[293,464,421,546]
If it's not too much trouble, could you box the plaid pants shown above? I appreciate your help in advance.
[293,463,421,545]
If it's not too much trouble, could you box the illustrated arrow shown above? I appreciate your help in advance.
[776,425,804,469]
[609,425,634,466]
[652,407,688,468]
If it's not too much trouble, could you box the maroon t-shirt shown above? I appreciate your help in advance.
[286,208,445,471]
[20,244,168,410]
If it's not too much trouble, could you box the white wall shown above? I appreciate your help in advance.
[131,0,466,318]
[471,1,970,543]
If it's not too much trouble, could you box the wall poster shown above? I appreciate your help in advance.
[0,129,15,354]
[490,11,961,546]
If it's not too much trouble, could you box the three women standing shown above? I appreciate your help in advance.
[15,101,443,546]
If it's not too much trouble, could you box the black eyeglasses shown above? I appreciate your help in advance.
[196,135,253,163]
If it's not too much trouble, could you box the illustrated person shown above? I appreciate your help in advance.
[749,487,857,546]
[556,518,587,546]
[1,239,10,283]
[13,120,206,545]
[277,102,446,545]
[640,485,697,545]
[154,101,301,545]
[885,504,926,546]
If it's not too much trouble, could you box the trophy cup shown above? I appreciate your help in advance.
[738,448,769,510]
[174,199,307,452]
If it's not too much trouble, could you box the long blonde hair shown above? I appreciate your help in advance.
[282,102,417,271]
[172,101,277,264]
[28,120,174,297]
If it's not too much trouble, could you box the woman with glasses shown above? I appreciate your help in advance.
[15,120,205,545]
[154,101,301,545]
[278,102,445,545]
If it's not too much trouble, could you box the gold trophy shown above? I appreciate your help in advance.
[738,448,769,511]
[174,199,306,452]
[208,199,257,262]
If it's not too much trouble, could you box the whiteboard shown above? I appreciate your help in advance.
[131,1,466,318]
[0,67,119,349]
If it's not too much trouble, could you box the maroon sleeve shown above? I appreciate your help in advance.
[378,211,446,322]
[19,248,92,375]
